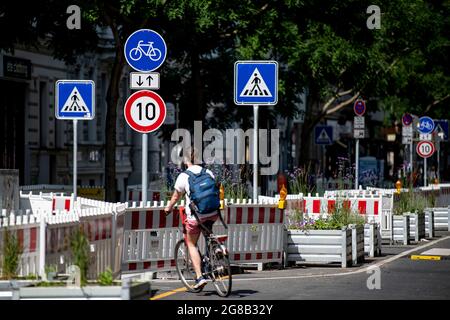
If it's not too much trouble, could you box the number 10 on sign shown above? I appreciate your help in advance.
[124,90,166,207]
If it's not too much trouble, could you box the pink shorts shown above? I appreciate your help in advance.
[185,215,218,235]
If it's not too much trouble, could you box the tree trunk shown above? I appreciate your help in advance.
[104,45,125,202]
[299,98,324,167]
[191,44,204,122]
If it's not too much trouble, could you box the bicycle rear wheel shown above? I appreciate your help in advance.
[209,242,232,297]
[174,239,202,293]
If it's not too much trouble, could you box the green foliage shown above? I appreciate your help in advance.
[287,165,315,195]
[70,227,90,286]
[394,191,430,215]
[330,200,365,226]
[287,198,364,230]
[1,229,23,279]
[98,268,114,286]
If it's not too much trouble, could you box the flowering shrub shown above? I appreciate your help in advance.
[394,191,429,215]
[205,164,250,199]
[286,165,315,195]
[286,198,365,230]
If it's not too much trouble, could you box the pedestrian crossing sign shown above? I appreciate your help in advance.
[234,61,278,105]
[55,80,95,120]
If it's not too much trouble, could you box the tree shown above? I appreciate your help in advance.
[231,0,449,165]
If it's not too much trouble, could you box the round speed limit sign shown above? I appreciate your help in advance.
[416,141,435,158]
[124,90,166,133]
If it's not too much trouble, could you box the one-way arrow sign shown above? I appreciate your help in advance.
[130,72,160,90]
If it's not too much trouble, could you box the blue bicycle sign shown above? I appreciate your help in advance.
[129,41,162,62]
[124,29,167,72]
[417,116,435,134]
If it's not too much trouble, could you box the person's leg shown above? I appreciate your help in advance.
[186,231,202,279]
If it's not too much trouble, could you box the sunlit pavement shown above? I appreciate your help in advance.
[149,233,450,300]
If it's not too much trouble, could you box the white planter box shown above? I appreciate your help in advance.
[408,213,425,242]
[284,227,353,268]
[430,207,450,232]
[425,210,434,238]
[350,224,364,265]
[391,215,410,245]
[364,223,381,257]
[12,280,150,300]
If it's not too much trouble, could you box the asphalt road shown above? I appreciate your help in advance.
[150,234,450,300]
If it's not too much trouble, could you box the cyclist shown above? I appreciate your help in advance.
[164,148,219,290]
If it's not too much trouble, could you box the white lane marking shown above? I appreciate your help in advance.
[151,236,450,283]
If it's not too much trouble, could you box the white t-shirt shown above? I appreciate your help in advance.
[174,165,217,220]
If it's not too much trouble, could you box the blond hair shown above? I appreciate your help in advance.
[183,147,200,165]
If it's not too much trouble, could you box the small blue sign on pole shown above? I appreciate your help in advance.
[124,29,167,72]
[55,80,95,120]
[434,119,449,141]
[234,61,278,105]
[315,125,333,145]
[417,116,435,134]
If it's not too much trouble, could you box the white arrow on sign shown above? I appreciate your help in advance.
[130,72,160,90]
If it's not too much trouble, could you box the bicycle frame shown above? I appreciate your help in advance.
[137,40,155,56]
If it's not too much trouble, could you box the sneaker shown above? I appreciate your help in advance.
[193,276,207,289]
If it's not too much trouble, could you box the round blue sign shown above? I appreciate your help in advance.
[402,113,413,126]
[417,116,435,134]
[124,29,167,72]
[354,99,366,116]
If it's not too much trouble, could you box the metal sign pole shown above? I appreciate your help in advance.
[142,133,148,206]
[437,140,440,182]
[253,105,259,201]
[355,138,359,189]
[73,120,78,200]
[410,141,413,184]
[424,157,427,187]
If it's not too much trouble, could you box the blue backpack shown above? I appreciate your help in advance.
[185,168,220,215]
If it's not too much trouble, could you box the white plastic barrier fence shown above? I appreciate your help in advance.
[120,198,285,274]
[19,191,74,214]
[120,202,184,274]
[0,204,120,279]
[0,214,40,276]
[225,199,284,265]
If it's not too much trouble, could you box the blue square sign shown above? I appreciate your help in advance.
[55,80,95,120]
[234,61,278,105]
[315,125,333,145]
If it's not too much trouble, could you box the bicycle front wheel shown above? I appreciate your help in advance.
[210,244,232,297]
[149,48,162,61]
[174,239,202,293]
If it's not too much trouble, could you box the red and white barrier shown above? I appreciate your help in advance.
[121,204,184,274]
[51,195,73,213]
[224,199,284,266]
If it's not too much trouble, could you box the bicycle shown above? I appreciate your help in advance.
[168,205,232,297]
[129,40,162,62]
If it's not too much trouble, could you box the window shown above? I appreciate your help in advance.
[89,150,100,162]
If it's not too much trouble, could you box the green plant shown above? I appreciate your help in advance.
[70,227,90,286]
[394,191,429,215]
[44,265,57,274]
[287,164,315,195]
[330,200,365,226]
[98,268,114,286]
[1,229,23,279]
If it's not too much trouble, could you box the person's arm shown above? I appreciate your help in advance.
[164,190,183,214]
